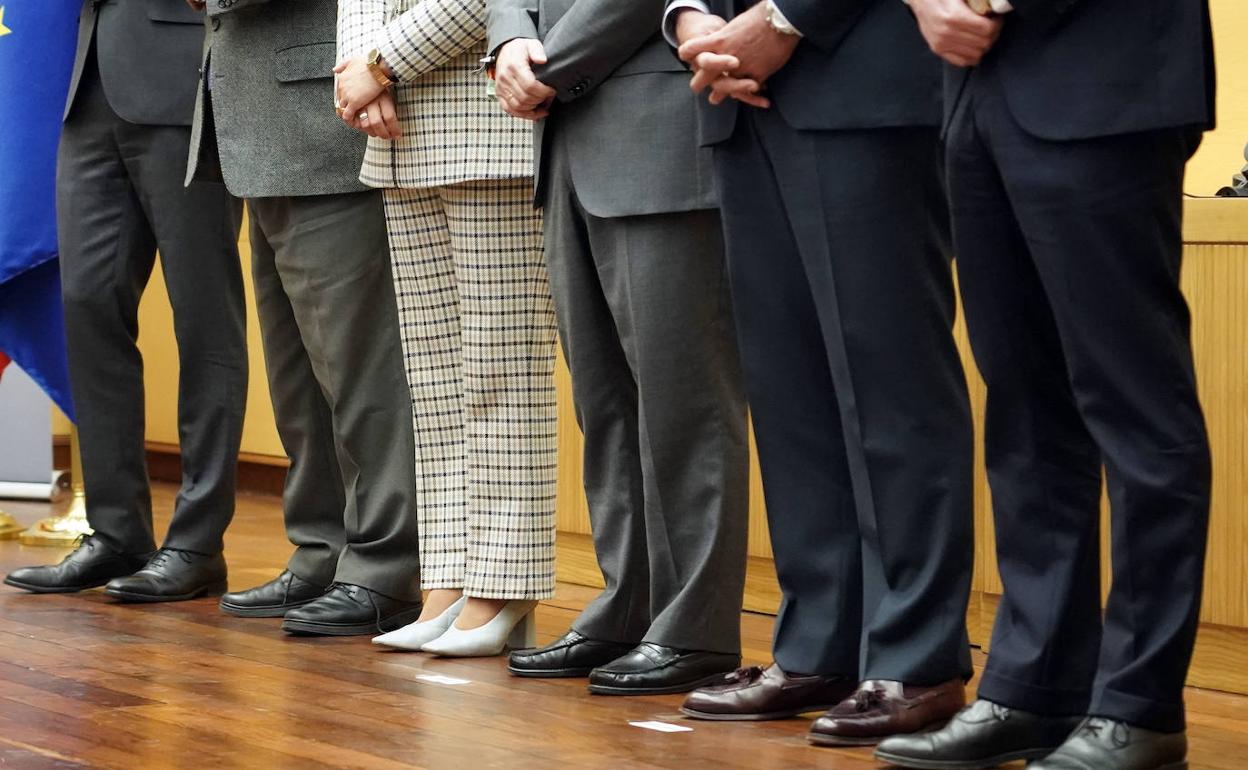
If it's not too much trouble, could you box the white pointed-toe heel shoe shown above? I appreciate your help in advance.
[372,596,466,651]
[419,599,538,657]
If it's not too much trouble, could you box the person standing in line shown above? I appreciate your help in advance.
[666,0,978,747]
[189,0,424,635]
[484,0,752,695]
[877,1,1215,769]
[332,0,558,656]
[5,0,247,602]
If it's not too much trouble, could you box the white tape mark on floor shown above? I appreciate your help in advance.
[629,721,693,733]
[415,674,472,686]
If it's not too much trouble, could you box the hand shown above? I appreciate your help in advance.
[341,90,402,140]
[674,8,727,46]
[333,55,388,121]
[185,0,205,9]
[678,4,798,108]
[673,11,764,107]
[494,39,558,121]
[906,0,1004,67]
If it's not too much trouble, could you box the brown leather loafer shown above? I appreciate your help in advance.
[682,663,856,721]
[808,678,966,747]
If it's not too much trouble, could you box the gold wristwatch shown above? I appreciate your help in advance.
[366,48,395,88]
[966,0,994,15]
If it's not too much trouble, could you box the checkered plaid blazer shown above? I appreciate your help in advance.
[338,0,535,189]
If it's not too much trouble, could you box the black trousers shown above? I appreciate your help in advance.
[948,68,1212,733]
[56,55,246,556]
[714,108,975,683]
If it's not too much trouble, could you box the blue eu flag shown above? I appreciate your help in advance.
[0,0,80,419]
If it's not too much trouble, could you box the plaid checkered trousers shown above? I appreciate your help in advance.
[340,0,557,599]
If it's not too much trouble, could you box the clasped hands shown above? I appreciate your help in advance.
[673,0,1005,110]
[674,3,799,109]
[333,55,402,140]
[907,0,1003,68]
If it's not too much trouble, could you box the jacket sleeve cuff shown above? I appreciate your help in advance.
[486,8,541,55]
[663,0,712,48]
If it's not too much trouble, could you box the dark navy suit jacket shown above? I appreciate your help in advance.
[684,0,943,145]
[959,0,1215,140]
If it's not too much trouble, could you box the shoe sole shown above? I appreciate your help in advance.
[507,666,595,678]
[871,748,1057,769]
[680,704,839,722]
[281,606,424,637]
[219,599,316,618]
[809,718,948,748]
[3,576,105,594]
[105,579,229,604]
[587,671,733,697]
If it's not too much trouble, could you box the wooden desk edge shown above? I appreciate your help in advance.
[1184,196,1248,243]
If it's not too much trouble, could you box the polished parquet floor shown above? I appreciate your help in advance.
[1,485,1246,769]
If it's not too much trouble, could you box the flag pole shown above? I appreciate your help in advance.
[19,426,91,546]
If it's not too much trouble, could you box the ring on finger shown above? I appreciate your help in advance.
[358,112,370,122]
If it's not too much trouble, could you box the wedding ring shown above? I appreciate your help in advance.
[358,112,370,122]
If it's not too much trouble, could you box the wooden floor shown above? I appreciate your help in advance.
[1,487,1246,769]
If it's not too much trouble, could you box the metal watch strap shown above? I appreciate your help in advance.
[366,49,395,88]
[765,1,801,36]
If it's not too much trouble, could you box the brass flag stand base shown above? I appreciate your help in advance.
[0,511,23,540]
[19,427,92,547]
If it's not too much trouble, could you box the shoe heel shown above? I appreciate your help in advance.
[506,611,537,651]
[202,580,229,598]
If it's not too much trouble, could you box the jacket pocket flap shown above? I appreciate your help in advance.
[274,43,336,83]
[147,4,204,24]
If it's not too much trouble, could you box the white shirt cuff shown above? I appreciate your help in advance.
[663,0,712,48]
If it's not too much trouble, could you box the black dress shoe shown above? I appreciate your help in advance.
[281,583,423,636]
[220,570,326,618]
[1029,718,1187,770]
[587,642,740,696]
[875,699,1083,769]
[104,548,228,603]
[508,630,636,678]
[3,536,150,594]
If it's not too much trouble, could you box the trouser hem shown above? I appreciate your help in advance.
[1091,686,1186,733]
[977,670,1091,717]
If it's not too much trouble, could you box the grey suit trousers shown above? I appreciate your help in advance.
[56,58,247,557]
[543,128,750,654]
[247,190,421,602]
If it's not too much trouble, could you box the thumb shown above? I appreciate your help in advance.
[527,40,549,65]
[333,60,348,74]
[678,34,719,63]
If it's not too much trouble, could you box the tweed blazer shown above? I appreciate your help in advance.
[338,0,534,189]
[186,0,370,198]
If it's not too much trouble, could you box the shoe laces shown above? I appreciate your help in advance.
[146,548,193,570]
[1080,717,1130,748]
[63,534,99,564]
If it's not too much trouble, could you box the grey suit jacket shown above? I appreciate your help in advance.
[486,0,715,218]
[65,0,205,125]
[185,0,370,199]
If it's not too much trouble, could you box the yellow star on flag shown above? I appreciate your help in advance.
[0,7,11,38]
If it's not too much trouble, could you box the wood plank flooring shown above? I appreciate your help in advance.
[1,487,1245,769]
